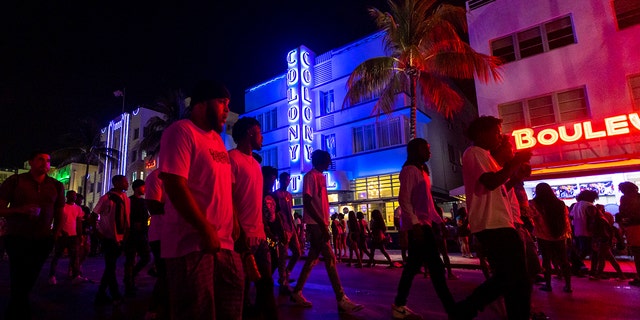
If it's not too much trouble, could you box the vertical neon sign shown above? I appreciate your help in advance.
[287,46,315,173]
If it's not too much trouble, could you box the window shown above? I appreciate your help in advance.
[320,90,335,115]
[491,36,516,63]
[518,27,543,59]
[545,16,575,50]
[257,109,278,132]
[498,87,588,131]
[131,149,137,162]
[353,174,400,200]
[323,134,336,159]
[353,117,407,153]
[614,0,640,30]
[133,128,140,140]
[448,144,461,165]
[490,15,575,63]
[132,172,138,181]
[629,74,640,110]
[259,147,278,168]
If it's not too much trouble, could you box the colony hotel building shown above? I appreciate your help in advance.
[244,32,475,226]
[466,0,640,207]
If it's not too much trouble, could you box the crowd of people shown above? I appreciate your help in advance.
[1,82,639,320]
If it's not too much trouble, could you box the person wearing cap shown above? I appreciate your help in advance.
[0,151,65,319]
[159,80,243,319]
[123,178,151,296]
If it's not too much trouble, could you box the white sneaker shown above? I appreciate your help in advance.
[392,304,422,319]
[48,276,57,285]
[337,295,364,313]
[290,291,312,307]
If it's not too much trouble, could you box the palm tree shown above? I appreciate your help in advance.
[139,89,187,160]
[343,0,502,139]
[52,117,120,201]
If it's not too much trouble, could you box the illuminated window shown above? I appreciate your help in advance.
[352,174,400,201]
[629,74,640,110]
[498,87,588,131]
[614,0,640,30]
[320,90,335,115]
[490,15,575,63]
[323,134,336,159]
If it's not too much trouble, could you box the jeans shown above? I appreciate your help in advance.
[461,228,531,319]
[575,236,598,274]
[98,238,124,299]
[123,232,151,290]
[276,231,301,286]
[394,225,455,314]
[294,224,345,301]
[4,235,54,320]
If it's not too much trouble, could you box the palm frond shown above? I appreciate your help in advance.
[371,72,410,116]
[427,43,502,82]
[344,57,398,108]
[418,72,464,118]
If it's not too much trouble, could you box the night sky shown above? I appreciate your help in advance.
[0,0,464,168]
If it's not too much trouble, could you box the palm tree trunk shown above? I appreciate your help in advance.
[83,160,90,201]
[410,74,418,140]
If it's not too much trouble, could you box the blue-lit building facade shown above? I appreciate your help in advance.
[244,33,476,226]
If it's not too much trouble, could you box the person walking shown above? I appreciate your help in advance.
[0,151,65,319]
[530,183,573,293]
[290,150,364,313]
[272,172,302,295]
[618,181,640,286]
[159,80,243,319]
[454,116,532,319]
[93,174,130,305]
[367,209,393,268]
[124,179,151,295]
[391,138,457,319]
[49,190,85,285]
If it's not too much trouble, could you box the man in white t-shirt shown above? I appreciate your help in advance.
[159,80,243,320]
[290,150,364,313]
[48,190,84,285]
[453,116,532,320]
[229,116,278,320]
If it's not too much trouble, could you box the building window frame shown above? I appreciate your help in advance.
[490,15,576,63]
[613,0,640,30]
[320,90,336,116]
[352,117,407,154]
[628,73,640,110]
[498,86,589,133]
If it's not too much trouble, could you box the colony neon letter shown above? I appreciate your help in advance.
[512,113,640,149]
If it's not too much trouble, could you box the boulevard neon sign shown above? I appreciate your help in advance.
[513,112,640,149]
[287,47,314,165]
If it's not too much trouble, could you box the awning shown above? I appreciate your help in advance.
[449,185,466,201]
[529,157,640,180]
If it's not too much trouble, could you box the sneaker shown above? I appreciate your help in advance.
[48,276,57,285]
[629,279,640,286]
[448,273,459,280]
[563,285,573,293]
[392,304,422,319]
[290,291,312,308]
[589,275,600,281]
[539,284,552,292]
[337,295,364,313]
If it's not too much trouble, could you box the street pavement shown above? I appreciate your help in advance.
[0,250,639,320]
